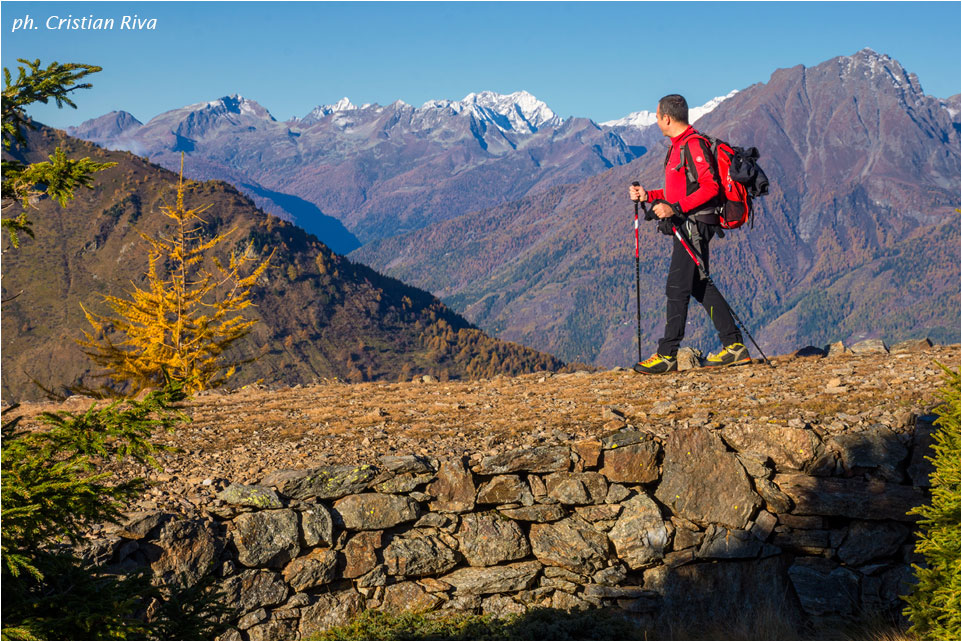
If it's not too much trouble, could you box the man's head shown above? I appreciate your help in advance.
[656,94,689,137]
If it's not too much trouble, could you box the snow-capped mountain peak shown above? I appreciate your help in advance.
[183,94,275,121]
[841,48,922,97]
[599,109,657,129]
[601,90,739,129]
[421,90,560,132]
[300,97,360,124]
[688,90,739,123]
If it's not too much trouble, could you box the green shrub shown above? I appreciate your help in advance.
[1,385,229,640]
[311,608,646,641]
[903,364,961,640]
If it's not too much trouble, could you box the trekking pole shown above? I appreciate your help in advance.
[631,182,643,364]
[647,200,773,368]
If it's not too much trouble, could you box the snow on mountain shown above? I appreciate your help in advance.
[601,90,739,129]
[421,90,560,132]
[301,97,359,123]
[181,94,275,120]
[688,90,739,123]
[599,109,658,129]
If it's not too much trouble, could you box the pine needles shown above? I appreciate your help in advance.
[80,157,272,394]
[902,364,961,640]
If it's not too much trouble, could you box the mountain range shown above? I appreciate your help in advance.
[1,127,566,401]
[67,91,733,252]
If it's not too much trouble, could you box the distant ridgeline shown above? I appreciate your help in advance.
[0,126,565,401]
[85,404,938,639]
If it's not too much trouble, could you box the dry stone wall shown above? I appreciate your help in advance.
[89,410,937,640]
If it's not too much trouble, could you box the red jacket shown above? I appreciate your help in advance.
[647,126,719,214]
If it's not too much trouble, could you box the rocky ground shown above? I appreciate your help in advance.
[6,340,958,524]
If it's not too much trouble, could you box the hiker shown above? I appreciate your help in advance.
[628,94,749,374]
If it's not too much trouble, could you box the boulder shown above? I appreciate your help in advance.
[655,428,760,529]
[544,472,607,505]
[575,504,623,522]
[246,618,298,641]
[379,454,437,474]
[477,446,571,474]
[828,424,908,480]
[773,473,923,521]
[427,457,476,513]
[149,518,222,586]
[383,532,461,576]
[788,558,860,617]
[676,347,702,371]
[216,483,283,509]
[481,594,528,617]
[890,338,932,353]
[793,346,826,358]
[232,509,300,568]
[720,424,819,471]
[333,493,420,530]
[300,504,334,547]
[456,513,530,567]
[697,526,763,559]
[608,494,668,569]
[236,608,267,631]
[836,521,911,566]
[376,473,435,494]
[572,439,602,467]
[341,530,383,578]
[117,511,174,540]
[476,475,527,504]
[827,341,851,357]
[439,560,543,595]
[529,516,610,574]
[907,426,937,487]
[262,465,378,500]
[850,339,889,355]
[380,581,444,614]
[600,431,645,449]
[754,478,794,513]
[221,569,289,613]
[861,564,916,614]
[600,440,661,483]
[645,556,804,628]
[497,504,566,523]
[298,590,364,639]
[282,548,337,592]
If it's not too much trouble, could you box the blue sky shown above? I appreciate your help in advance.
[2,1,960,128]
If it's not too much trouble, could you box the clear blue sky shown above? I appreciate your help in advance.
[2,1,960,128]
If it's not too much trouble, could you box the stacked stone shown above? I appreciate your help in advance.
[88,407,934,641]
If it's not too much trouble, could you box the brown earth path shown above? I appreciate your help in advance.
[6,344,958,522]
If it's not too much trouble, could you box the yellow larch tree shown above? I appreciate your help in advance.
[80,158,273,394]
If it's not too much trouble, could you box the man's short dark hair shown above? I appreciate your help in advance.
[658,94,689,124]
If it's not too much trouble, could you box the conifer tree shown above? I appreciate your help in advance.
[903,365,962,639]
[2,58,115,247]
[80,158,273,394]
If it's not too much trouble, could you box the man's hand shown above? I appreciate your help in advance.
[653,202,675,219]
[628,184,647,202]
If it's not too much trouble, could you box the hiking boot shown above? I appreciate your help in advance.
[705,343,751,367]
[633,353,677,374]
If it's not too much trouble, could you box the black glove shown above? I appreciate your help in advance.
[657,218,674,236]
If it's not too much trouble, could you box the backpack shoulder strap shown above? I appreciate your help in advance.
[677,132,717,185]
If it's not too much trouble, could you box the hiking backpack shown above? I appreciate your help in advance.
[672,132,770,229]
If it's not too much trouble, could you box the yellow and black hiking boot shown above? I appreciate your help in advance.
[633,353,678,375]
[705,343,751,367]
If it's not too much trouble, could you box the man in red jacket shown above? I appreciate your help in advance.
[629,94,747,374]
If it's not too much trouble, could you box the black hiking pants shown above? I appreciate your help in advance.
[657,219,742,357]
